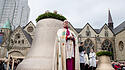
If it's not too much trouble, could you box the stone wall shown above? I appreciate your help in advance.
[115,30,125,61]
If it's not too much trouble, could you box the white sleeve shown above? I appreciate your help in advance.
[94,53,96,58]
[89,53,92,58]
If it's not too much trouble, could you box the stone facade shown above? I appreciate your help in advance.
[68,22,78,35]
[115,29,125,61]
[8,26,32,57]
[0,21,35,58]
[77,23,115,60]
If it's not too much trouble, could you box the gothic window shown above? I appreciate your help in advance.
[22,40,24,44]
[104,26,108,30]
[104,25,108,37]
[15,33,20,39]
[83,39,94,55]
[119,41,124,51]
[105,31,108,37]
[86,26,91,37]
[101,39,113,59]
[96,35,100,42]
[10,39,14,46]
[78,34,82,43]
[15,40,17,43]
[18,40,20,44]
[11,39,13,44]
[102,40,112,51]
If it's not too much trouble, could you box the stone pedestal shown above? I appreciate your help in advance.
[96,56,114,70]
[16,18,63,70]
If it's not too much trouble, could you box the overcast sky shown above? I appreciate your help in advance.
[28,0,125,28]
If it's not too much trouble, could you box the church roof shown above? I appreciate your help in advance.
[74,28,101,34]
[114,21,125,34]
[94,29,100,34]
[2,19,11,29]
[21,27,33,45]
[75,28,82,33]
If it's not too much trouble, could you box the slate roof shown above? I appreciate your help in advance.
[75,28,82,33]
[21,27,33,45]
[113,21,125,34]
[74,24,114,34]
[94,29,100,34]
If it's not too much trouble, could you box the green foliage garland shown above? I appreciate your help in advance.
[96,51,112,56]
[36,12,66,22]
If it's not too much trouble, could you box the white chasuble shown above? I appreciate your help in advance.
[56,28,80,70]
[89,52,96,67]
[66,40,74,59]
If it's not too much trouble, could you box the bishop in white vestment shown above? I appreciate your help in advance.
[56,20,80,70]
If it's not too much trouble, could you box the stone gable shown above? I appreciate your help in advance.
[10,26,31,48]
[68,23,78,35]
[99,24,114,37]
[8,26,31,56]
[79,23,97,37]
[23,21,35,39]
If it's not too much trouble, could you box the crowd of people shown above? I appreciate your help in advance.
[79,42,96,70]
[112,61,125,70]
[0,58,22,70]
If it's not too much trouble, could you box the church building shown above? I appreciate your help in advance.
[73,10,125,61]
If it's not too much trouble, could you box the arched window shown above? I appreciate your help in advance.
[104,26,108,37]
[15,33,20,39]
[101,39,113,60]
[22,40,24,44]
[102,39,112,51]
[83,39,94,55]
[11,39,13,43]
[119,41,124,51]
[15,40,17,43]
[86,26,91,37]
[27,26,33,32]
[105,31,108,37]
[18,40,20,44]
